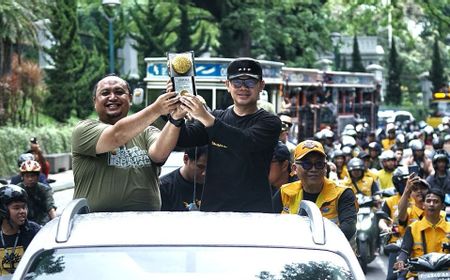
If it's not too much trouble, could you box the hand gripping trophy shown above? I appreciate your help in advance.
[167,51,197,96]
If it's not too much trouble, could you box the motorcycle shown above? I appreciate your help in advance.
[404,252,450,280]
[356,193,381,272]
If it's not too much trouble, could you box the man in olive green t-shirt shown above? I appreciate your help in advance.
[72,75,182,212]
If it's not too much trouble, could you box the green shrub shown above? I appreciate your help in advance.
[0,125,73,178]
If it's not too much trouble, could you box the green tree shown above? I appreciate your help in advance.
[0,0,44,76]
[386,39,402,105]
[174,0,215,54]
[429,37,447,93]
[45,1,104,122]
[195,1,330,67]
[351,35,365,72]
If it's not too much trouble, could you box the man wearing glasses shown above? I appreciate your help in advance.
[273,140,357,241]
[167,58,281,212]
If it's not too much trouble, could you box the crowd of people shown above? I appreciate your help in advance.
[1,56,449,277]
[0,138,55,275]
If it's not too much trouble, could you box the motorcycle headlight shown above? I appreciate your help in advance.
[357,217,373,231]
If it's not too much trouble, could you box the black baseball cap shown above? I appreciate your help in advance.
[273,142,291,162]
[227,58,263,80]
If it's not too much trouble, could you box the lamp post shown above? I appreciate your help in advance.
[330,32,341,71]
[102,0,121,73]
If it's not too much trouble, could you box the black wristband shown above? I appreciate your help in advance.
[168,114,185,127]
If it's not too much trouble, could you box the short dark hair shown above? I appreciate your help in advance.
[185,146,208,161]
[426,188,445,203]
[92,73,132,98]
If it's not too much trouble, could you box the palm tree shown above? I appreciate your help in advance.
[0,0,43,76]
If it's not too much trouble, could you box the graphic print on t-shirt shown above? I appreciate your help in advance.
[108,146,151,168]
[0,246,24,275]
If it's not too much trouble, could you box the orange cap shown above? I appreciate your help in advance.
[294,140,326,161]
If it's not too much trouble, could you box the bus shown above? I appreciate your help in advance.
[282,68,380,141]
[144,56,380,142]
[426,88,450,128]
[144,57,284,111]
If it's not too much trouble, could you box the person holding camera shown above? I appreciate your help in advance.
[10,153,49,187]
[27,137,50,179]
[167,58,281,212]
[72,74,182,212]
[17,160,56,225]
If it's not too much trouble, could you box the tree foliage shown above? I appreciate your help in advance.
[0,0,44,76]
[44,0,104,122]
[386,39,402,105]
[430,37,447,93]
[351,35,365,72]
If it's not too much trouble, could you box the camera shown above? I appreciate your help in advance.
[30,137,38,144]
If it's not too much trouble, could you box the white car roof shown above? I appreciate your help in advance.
[14,199,365,280]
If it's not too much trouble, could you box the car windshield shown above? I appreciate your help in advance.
[24,246,355,280]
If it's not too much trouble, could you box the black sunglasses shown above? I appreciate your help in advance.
[295,160,326,170]
[230,79,258,89]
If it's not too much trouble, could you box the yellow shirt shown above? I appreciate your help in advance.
[279,178,349,224]
[377,169,394,190]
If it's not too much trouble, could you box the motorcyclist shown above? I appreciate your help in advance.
[355,123,369,150]
[9,153,49,186]
[404,139,434,178]
[394,188,450,278]
[378,166,411,280]
[382,123,396,150]
[397,175,431,229]
[426,151,450,194]
[377,150,397,190]
[368,142,382,170]
[0,184,40,276]
[391,144,405,166]
[345,157,380,197]
[321,128,336,156]
[17,160,56,225]
[357,151,378,180]
[331,150,350,181]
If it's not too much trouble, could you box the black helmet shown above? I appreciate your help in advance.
[17,153,34,168]
[368,142,382,154]
[432,151,449,166]
[357,151,370,160]
[392,166,409,194]
[347,158,365,171]
[0,185,28,219]
[432,137,444,150]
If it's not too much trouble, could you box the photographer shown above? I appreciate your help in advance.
[27,137,50,179]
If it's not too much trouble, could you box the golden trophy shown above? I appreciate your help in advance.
[167,51,196,96]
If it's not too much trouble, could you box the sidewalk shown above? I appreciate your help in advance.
[48,170,74,192]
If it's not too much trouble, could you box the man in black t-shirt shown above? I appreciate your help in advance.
[160,146,208,211]
[167,58,281,212]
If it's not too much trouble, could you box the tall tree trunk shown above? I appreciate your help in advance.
[0,39,13,76]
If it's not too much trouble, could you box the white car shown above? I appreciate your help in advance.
[13,199,364,279]
[386,110,415,124]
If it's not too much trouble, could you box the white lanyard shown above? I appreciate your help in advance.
[0,229,20,260]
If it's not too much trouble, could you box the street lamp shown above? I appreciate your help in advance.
[330,32,341,71]
[102,0,121,73]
